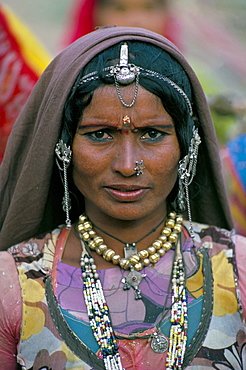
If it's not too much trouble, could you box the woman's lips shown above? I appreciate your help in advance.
[104,186,148,202]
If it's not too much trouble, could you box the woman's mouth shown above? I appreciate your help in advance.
[104,185,149,202]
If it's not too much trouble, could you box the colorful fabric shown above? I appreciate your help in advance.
[0,223,245,369]
[221,133,246,236]
[0,4,51,163]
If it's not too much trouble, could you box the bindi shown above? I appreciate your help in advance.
[122,115,131,128]
[121,115,138,134]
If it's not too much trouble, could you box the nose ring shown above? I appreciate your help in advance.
[134,160,145,176]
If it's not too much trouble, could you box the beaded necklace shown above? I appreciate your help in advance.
[166,237,187,368]
[80,253,123,370]
[77,212,188,368]
[77,212,183,300]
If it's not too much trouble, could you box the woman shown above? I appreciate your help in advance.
[0,27,245,369]
[61,0,182,48]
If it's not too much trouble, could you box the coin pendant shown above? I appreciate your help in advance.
[151,333,169,353]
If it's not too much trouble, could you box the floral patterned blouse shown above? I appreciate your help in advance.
[0,222,246,369]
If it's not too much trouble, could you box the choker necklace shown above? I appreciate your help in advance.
[77,212,183,271]
[77,212,183,300]
[91,215,166,259]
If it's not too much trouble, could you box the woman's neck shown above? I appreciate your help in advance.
[62,209,169,269]
[85,204,168,252]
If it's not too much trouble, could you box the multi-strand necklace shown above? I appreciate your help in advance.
[77,212,187,369]
[77,212,183,298]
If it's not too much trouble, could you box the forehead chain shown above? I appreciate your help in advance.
[78,43,193,116]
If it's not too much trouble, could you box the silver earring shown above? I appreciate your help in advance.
[110,43,140,108]
[177,126,201,239]
[176,180,186,213]
[55,139,72,229]
[134,160,145,176]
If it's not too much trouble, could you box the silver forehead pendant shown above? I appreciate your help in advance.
[150,331,169,353]
[110,43,140,108]
[111,43,139,85]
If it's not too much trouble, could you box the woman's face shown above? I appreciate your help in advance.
[72,84,180,223]
[95,0,168,36]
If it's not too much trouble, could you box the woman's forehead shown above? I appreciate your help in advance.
[79,85,174,129]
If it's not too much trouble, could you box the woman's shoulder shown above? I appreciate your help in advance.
[234,234,246,319]
[0,250,17,271]
[184,220,246,248]
[6,227,62,260]
[0,251,19,291]
[186,221,246,319]
[0,251,22,337]
[2,227,64,275]
[1,227,65,287]
[184,220,246,261]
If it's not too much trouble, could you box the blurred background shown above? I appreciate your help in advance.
[1,0,246,234]
[2,0,246,140]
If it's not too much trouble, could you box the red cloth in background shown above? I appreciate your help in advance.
[0,5,50,163]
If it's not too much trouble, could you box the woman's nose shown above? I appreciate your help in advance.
[112,139,139,177]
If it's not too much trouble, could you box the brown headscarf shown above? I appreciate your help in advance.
[0,26,233,250]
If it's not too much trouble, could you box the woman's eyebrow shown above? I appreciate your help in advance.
[138,124,175,129]
[77,123,118,129]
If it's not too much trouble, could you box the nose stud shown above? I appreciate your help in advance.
[134,160,145,176]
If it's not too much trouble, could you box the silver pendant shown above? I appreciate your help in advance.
[116,66,136,85]
[110,44,139,85]
[122,269,146,300]
[151,332,169,353]
[124,243,137,259]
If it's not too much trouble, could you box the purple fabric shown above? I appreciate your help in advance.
[56,238,196,335]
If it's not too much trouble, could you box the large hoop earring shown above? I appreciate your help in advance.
[55,139,72,229]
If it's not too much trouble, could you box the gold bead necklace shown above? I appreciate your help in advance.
[77,211,183,272]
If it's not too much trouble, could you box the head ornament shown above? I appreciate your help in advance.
[110,43,140,85]
[78,43,193,115]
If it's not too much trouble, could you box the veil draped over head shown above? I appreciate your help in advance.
[0,26,233,250]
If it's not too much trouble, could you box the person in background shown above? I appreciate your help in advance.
[61,0,182,48]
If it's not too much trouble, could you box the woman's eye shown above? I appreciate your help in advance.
[141,129,164,140]
[88,130,112,141]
